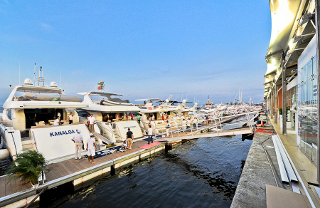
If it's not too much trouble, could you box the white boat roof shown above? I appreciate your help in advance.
[3,85,88,109]
[135,98,162,102]
[15,85,63,94]
[89,92,120,97]
[83,105,140,112]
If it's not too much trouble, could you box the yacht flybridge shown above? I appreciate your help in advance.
[2,80,87,129]
[77,92,143,144]
[0,78,94,163]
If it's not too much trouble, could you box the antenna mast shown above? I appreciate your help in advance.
[34,63,36,85]
[37,66,45,86]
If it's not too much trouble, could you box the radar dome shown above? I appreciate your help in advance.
[24,78,33,85]
[50,81,57,87]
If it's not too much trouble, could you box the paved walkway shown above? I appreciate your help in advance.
[232,115,318,207]
[270,118,320,207]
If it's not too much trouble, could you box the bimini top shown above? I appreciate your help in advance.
[135,98,162,102]
[15,85,63,94]
[85,91,132,105]
[89,92,120,97]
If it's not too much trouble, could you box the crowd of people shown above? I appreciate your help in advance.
[62,111,201,163]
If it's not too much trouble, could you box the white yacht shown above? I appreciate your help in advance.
[78,92,143,144]
[135,97,194,131]
[0,78,95,163]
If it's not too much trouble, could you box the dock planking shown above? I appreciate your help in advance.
[43,139,150,186]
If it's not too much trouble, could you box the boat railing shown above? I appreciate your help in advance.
[96,121,126,142]
[0,120,13,128]
[151,112,257,138]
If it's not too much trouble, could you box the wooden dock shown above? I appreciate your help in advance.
[0,123,253,207]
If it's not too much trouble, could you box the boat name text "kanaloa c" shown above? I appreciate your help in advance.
[50,130,77,137]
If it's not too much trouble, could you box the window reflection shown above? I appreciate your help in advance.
[298,57,318,166]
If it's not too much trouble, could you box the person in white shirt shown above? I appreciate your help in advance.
[165,120,170,137]
[71,129,83,159]
[181,119,187,132]
[152,114,155,121]
[194,118,199,130]
[186,119,191,129]
[53,116,60,126]
[88,114,96,133]
[150,120,157,135]
[68,113,73,124]
[147,125,153,144]
[86,133,97,163]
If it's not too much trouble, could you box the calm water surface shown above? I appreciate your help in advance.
[52,135,251,208]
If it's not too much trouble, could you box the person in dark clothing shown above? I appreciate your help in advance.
[126,128,134,149]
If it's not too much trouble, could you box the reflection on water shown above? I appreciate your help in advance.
[46,135,252,208]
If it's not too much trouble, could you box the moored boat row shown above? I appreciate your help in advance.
[0,69,261,166]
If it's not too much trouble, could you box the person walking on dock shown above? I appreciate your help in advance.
[68,112,73,124]
[87,133,97,163]
[181,119,186,132]
[126,128,134,149]
[147,125,153,144]
[88,114,96,133]
[194,117,198,130]
[71,129,83,160]
[165,120,170,137]
[186,118,191,129]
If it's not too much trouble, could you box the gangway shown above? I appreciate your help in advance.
[158,128,253,143]
[92,132,113,145]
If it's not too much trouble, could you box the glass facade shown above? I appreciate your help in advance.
[286,86,297,130]
[298,56,318,166]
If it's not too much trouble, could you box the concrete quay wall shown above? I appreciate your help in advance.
[231,130,279,208]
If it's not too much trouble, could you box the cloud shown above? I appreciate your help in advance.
[40,23,54,32]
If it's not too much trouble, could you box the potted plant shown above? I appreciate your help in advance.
[6,150,46,188]
[279,108,282,115]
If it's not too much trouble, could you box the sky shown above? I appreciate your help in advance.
[0,0,271,105]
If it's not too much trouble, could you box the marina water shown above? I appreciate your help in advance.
[46,134,252,208]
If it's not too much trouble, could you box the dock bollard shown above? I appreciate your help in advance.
[111,165,116,175]
[165,144,172,152]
